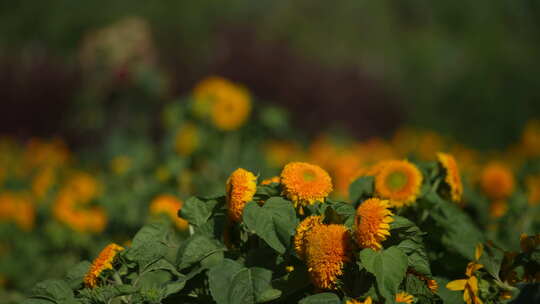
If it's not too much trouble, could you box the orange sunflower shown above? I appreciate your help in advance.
[395,292,414,304]
[84,243,124,288]
[479,162,514,200]
[293,216,323,260]
[305,224,351,289]
[374,160,423,207]
[280,162,333,209]
[226,168,257,222]
[437,152,463,203]
[355,198,394,250]
[149,194,189,230]
[261,176,280,185]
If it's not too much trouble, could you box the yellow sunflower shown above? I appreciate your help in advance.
[346,297,372,304]
[150,194,189,230]
[374,160,423,207]
[395,291,414,304]
[437,152,463,203]
[175,123,199,156]
[280,162,333,209]
[226,168,257,222]
[355,198,394,250]
[479,162,514,200]
[84,243,124,288]
[110,155,132,176]
[192,76,251,131]
[447,276,483,304]
[305,224,351,289]
[293,216,323,260]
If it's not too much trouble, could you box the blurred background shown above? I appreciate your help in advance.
[1,0,540,149]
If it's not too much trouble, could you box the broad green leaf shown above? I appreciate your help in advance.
[243,198,297,254]
[78,284,138,302]
[349,176,374,203]
[208,259,244,304]
[430,200,484,260]
[177,234,224,270]
[208,260,281,304]
[131,223,170,249]
[359,247,408,303]
[434,277,463,304]
[298,293,340,304]
[478,243,503,280]
[180,197,217,227]
[64,261,91,289]
[29,279,75,302]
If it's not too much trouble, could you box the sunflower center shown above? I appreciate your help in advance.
[386,171,408,191]
[302,169,316,181]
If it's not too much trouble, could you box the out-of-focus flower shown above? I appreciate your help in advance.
[79,17,156,73]
[489,200,508,218]
[374,160,422,207]
[281,162,332,210]
[32,166,56,199]
[525,175,540,206]
[0,192,35,231]
[84,243,124,288]
[24,138,70,170]
[65,172,101,203]
[175,123,200,156]
[264,140,302,168]
[355,198,393,250]
[520,120,540,157]
[479,162,514,201]
[226,168,257,222]
[437,152,463,203]
[193,76,251,131]
[305,224,351,289]
[150,194,188,230]
[110,155,132,176]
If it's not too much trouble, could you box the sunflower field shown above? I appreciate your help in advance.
[1,2,540,304]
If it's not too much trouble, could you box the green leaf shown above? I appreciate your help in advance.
[434,277,463,304]
[180,197,217,227]
[64,261,91,289]
[79,285,138,303]
[430,200,484,260]
[28,279,75,302]
[243,198,297,254]
[208,260,281,304]
[176,234,224,270]
[478,243,504,280]
[359,247,408,303]
[209,259,244,304]
[349,176,374,203]
[131,223,170,249]
[298,293,340,304]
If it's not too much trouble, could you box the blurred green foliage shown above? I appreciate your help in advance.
[1,1,540,148]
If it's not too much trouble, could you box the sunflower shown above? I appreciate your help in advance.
[149,194,189,230]
[261,176,280,185]
[395,291,414,304]
[280,162,333,209]
[226,168,257,222]
[525,175,540,206]
[489,200,507,218]
[84,243,124,288]
[374,160,422,207]
[437,152,463,203]
[192,76,251,131]
[447,276,483,304]
[346,297,372,304]
[355,198,394,250]
[175,123,199,156]
[305,224,351,289]
[264,140,302,168]
[293,216,323,260]
[479,162,514,200]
